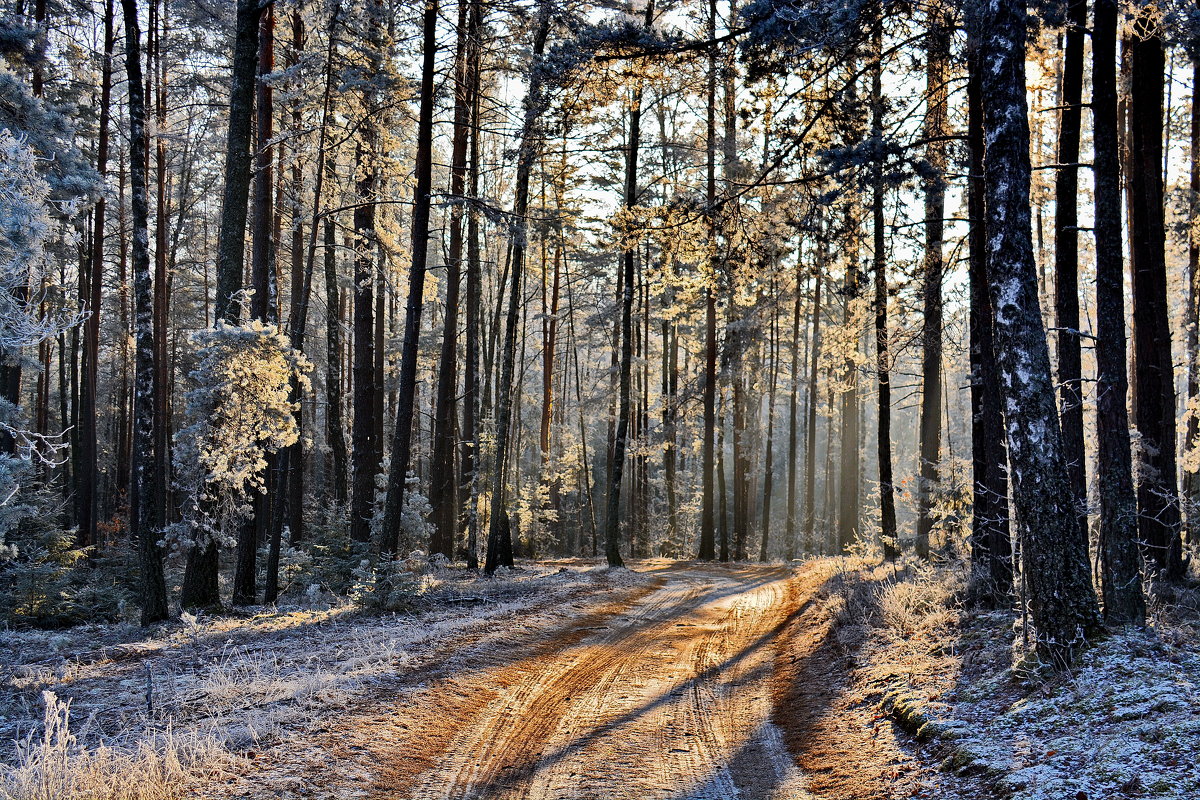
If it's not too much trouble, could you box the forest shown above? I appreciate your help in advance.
[1,0,1199,796]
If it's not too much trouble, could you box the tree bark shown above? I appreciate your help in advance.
[872,22,898,561]
[966,38,1012,604]
[78,0,115,550]
[123,0,169,624]
[1053,0,1089,541]
[182,0,260,610]
[698,0,719,562]
[380,0,439,557]
[915,9,948,560]
[234,2,275,605]
[802,230,824,555]
[430,0,478,559]
[973,0,1101,665]
[1128,6,1184,577]
[1092,0,1146,624]
[1185,55,1200,548]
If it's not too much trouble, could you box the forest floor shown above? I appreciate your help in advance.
[8,557,1197,799]
[1,558,970,799]
[11,556,1200,800]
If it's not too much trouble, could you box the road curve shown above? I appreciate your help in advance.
[398,563,814,800]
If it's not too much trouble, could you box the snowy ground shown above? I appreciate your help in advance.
[2,558,960,800]
[855,562,1200,800]
[1,559,652,798]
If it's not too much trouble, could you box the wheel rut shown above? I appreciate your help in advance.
[395,563,816,800]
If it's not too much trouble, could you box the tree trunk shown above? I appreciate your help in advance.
[483,3,552,573]
[698,0,719,562]
[1184,55,1200,548]
[966,38,1012,604]
[973,0,1101,665]
[759,286,779,561]
[915,9,948,560]
[380,0,439,557]
[234,2,275,605]
[349,0,384,547]
[461,3,484,568]
[183,0,260,610]
[1092,0,1146,624]
[429,0,476,560]
[836,263,860,553]
[1128,6,1184,577]
[122,0,169,624]
[78,0,115,550]
[1053,0,1089,540]
[872,22,898,561]
[802,231,824,555]
[605,10,652,567]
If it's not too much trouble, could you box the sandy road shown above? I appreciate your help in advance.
[394,563,815,800]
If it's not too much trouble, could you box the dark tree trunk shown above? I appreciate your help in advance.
[430,0,477,559]
[1092,0,1146,624]
[759,289,779,561]
[802,233,824,555]
[235,3,275,606]
[483,3,552,573]
[325,213,348,506]
[461,4,483,568]
[151,0,171,545]
[349,1,385,547]
[784,251,803,561]
[1128,7,1184,577]
[122,0,169,624]
[78,0,115,550]
[836,262,860,554]
[872,24,897,561]
[1054,0,1089,539]
[380,0,439,557]
[605,45,651,568]
[973,0,1101,665]
[966,40,1012,604]
[698,0,719,562]
[212,0,260,325]
[1185,55,1200,548]
[915,10,948,560]
[183,0,260,610]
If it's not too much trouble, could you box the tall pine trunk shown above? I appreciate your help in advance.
[1185,55,1200,548]
[1128,6,1184,576]
[915,9,948,559]
[234,3,275,605]
[78,0,115,550]
[349,2,385,547]
[1053,0,1089,539]
[802,230,824,554]
[871,23,897,560]
[698,0,719,561]
[380,0,439,557]
[429,0,474,560]
[483,3,552,573]
[966,38,1012,603]
[973,0,1101,665]
[182,0,260,610]
[123,0,168,624]
[1093,0,1146,624]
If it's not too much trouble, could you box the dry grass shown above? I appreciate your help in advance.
[1,692,233,800]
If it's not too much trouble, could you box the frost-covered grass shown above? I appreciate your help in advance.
[854,562,1200,800]
[1,558,651,795]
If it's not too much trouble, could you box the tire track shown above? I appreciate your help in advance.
[400,564,814,800]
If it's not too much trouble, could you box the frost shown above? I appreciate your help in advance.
[170,321,311,551]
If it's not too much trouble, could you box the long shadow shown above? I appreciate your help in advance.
[442,568,831,799]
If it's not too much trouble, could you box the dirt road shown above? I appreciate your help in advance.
[374,563,814,800]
